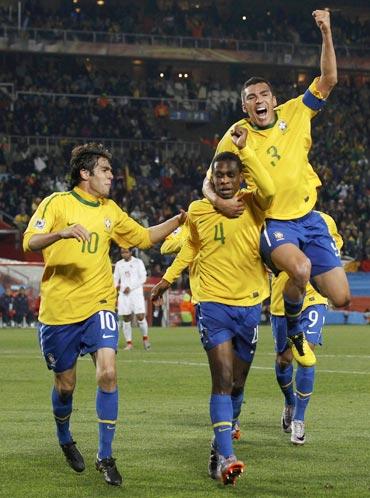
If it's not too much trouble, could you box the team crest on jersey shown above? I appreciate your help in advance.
[34,218,46,229]
[278,120,288,133]
[104,218,112,231]
[273,231,285,241]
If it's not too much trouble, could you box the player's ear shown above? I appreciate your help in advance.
[80,168,90,181]
[241,99,247,114]
[272,95,277,108]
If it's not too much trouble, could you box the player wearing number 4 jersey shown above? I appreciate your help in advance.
[23,143,185,486]
[203,10,350,368]
[152,130,275,486]
[271,212,342,445]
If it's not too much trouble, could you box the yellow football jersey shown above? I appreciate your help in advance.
[23,187,151,325]
[270,212,343,315]
[211,78,324,220]
[160,225,200,303]
[164,194,269,306]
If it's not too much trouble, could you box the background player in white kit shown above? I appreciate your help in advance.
[114,247,150,351]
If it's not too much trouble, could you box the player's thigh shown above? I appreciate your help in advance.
[131,290,146,315]
[312,267,350,306]
[117,293,132,316]
[301,304,327,347]
[38,322,81,373]
[261,219,307,275]
[233,304,261,364]
[81,310,119,355]
[196,302,235,352]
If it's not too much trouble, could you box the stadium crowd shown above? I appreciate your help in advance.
[1,0,370,47]
[1,69,369,272]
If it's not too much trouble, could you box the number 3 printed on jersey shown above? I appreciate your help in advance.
[266,145,281,167]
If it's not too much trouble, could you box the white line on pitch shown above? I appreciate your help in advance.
[121,359,370,375]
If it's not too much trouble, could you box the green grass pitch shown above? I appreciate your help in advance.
[1,325,369,497]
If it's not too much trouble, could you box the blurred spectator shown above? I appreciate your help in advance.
[0,288,14,326]
[13,205,30,231]
[180,292,194,326]
[154,99,169,119]
[13,287,33,327]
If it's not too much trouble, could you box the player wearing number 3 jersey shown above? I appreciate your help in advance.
[23,143,186,486]
[203,10,350,368]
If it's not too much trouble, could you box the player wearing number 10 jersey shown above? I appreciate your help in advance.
[203,10,350,368]
[23,143,185,486]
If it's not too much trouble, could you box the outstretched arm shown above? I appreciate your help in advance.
[148,210,187,245]
[26,224,90,251]
[313,9,337,98]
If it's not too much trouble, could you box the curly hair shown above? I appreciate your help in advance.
[69,143,112,188]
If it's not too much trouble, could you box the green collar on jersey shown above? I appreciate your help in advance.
[71,189,100,207]
[250,111,278,130]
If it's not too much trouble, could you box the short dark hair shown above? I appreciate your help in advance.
[69,142,112,188]
[211,151,243,173]
[241,77,274,100]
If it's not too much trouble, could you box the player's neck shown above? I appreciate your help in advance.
[249,112,277,130]
[73,186,101,204]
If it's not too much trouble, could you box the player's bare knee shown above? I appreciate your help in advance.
[277,350,293,366]
[231,385,244,397]
[214,370,233,393]
[97,366,117,387]
[291,258,311,289]
[331,291,351,308]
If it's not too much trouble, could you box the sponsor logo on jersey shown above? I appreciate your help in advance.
[273,231,285,241]
[34,218,46,229]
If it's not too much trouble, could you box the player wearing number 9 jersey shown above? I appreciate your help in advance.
[203,10,350,369]
[270,212,343,445]
[151,135,275,486]
[23,143,185,486]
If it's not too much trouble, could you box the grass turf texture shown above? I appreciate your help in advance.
[1,325,369,498]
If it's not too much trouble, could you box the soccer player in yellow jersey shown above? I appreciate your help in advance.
[152,129,275,486]
[23,143,185,486]
[271,212,342,445]
[202,10,350,368]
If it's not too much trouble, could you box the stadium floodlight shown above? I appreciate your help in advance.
[242,16,247,21]
[159,72,165,78]
[97,0,105,5]
[178,73,183,78]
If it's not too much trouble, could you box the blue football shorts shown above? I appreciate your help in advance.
[38,310,119,373]
[260,210,342,277]
[195,302,261,364]
[271,304,327,353]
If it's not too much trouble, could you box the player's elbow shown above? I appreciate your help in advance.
[22,234,33,252]
[322,74,338,93]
